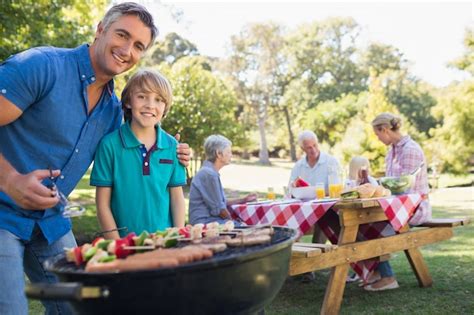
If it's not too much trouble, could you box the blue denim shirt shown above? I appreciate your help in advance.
[188,160,227,224]
[0,44,122,244]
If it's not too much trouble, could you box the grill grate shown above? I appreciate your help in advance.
[49,227,296,274]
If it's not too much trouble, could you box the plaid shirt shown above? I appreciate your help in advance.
[385,135,431,224]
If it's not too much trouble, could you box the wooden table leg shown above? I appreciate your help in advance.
[321,225,358,315]
[398,225,433,287]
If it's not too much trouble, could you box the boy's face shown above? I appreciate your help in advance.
[92,15,152,79]
[128,89,166,129]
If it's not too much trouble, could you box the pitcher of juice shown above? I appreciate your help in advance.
[328,165,343,198]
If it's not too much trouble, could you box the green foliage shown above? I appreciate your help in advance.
[426,28,474,174]
[160,56,245,159]
[301,93,366,147]
[0,0,108,61]
[428,80,474,174]
[287,17,367,106]
[148,32,199,65]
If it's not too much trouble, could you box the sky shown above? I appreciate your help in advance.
[137,1,473,87]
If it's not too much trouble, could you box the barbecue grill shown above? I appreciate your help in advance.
[26,226,297,314]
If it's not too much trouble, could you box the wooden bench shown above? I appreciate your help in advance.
[289,211,470,314]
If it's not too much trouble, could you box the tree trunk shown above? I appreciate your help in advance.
[257,116,270,165]
[283,106,297,161]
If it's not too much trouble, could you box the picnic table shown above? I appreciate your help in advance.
[231,195,464,314]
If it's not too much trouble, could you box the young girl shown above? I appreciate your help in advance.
[90,69,186,239]
[347,156,378,187]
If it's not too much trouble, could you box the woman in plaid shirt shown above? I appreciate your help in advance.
[364,112,432,291]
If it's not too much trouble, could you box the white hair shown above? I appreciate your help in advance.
[297,130,318,148]
[204,135,232,162]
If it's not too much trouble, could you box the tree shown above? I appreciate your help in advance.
[149,32,199,65]
[159,56,245,175]
[0,0,107,61]
[427,27,474,173]
[360,43,437,135]
[286,17,367,107]
[224,22,288,165]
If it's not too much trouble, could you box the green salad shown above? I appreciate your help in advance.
[379,175,413,194]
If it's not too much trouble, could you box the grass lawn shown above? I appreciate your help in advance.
[28,161,473,314]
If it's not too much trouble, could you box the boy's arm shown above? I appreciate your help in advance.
[96,186,120,240]
[169,186,185,228]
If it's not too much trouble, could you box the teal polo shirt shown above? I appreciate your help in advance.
[90,122,186,237]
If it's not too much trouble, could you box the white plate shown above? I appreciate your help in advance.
[310,198,339,203]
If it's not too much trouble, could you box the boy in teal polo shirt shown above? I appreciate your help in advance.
[91,69,186,239]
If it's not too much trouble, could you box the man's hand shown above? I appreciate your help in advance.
[219,209,230,219]
[174,133,191,167]
[4,169,60,210]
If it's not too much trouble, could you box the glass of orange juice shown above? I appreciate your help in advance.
[315,183,325,199]
[267,187,276,200]
[329,183,343,198]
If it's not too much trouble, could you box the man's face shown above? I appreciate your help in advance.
[301,138,320,160]
[92,15,152,78]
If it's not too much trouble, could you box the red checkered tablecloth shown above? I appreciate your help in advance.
[232,194,423,281]
[231,199,338,236]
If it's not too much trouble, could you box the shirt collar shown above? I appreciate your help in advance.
[119,121,169,149]
[74,44,114,96]
[202,160,219,175]
[393,135,411,149]
[304,151,328,168]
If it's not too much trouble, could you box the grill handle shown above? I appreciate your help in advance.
[25,282,110,301]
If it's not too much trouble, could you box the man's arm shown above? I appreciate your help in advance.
[0,96,62,210]
[0,96,23,126]
[0,153,60,210]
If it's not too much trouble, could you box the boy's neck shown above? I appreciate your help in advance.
[130,123,157,150]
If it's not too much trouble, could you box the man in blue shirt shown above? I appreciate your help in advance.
[0,3,189,314]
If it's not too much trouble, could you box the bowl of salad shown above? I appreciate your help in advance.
[379,175,414,194]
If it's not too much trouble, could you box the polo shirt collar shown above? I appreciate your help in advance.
[74,44,114,96]
[119,122,170,149]
[304,151,328,168]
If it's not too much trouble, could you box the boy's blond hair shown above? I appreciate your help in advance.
[121,69,173,122]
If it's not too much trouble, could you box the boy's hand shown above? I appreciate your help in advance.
[174,133,191,167]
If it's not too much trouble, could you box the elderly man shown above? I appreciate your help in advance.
[288,130,340,283]
[289,130,340,192]
[0,3,190,314]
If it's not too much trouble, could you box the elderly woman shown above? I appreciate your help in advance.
[364,112,432,292]
[189,135,257,225]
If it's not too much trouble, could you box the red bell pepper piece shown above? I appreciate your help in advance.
[114,233,136,258]
[178,227,190,238]
[73,246,84,266]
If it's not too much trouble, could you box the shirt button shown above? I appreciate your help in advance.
[91,77,96,81]
[75,149,79,153]
[1,89,6,94]
[81,75,85,79]
[60,175,65,179]
[144,162,149,166]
